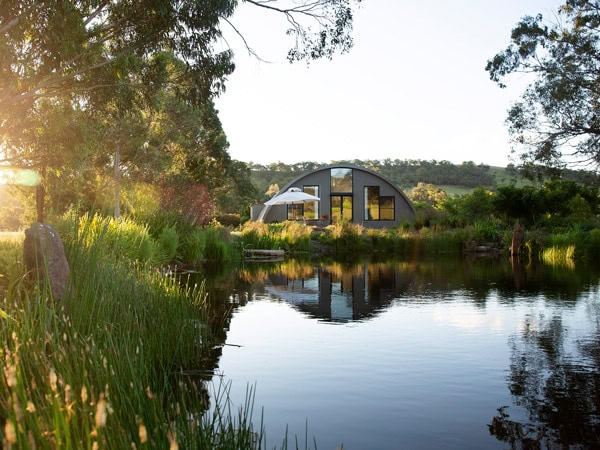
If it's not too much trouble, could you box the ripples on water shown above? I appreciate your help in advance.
[195,256,600,449]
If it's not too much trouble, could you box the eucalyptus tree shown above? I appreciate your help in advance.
[486,0,600,175]
[0,0,362,219]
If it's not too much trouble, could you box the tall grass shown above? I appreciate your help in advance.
[541,245,576,268]
[56,212,161,265]
[239,221,311,253]
[0,217,281,449]
[0,236,23,299]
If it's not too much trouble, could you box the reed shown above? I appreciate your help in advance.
[541,245,576,268]
[240,221,282,250]
[239,221,312,253]
[56,212,160,265]
[0,218,277,449]
[0,239,22,298]
[279,222,312,252]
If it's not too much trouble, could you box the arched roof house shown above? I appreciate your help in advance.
[254,164,415,228]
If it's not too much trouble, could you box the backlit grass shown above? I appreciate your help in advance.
[0,217,271,449]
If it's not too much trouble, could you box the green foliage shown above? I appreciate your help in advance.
[585,228,600,262]
[486,0,600,171]
[524,229,551,260]
[473,218,503,243]
[567,193,594,223]
[0,222,270,448]
[279,221,312,252]
[320,221,366,255]
[442,187,495,226]
[181,229,207,265]
[157,225,179,263]
[239,221,312,252]
[203,226,232,264]
[2,0,361,223]
[413,204,449,229]
[240,221,282,250]
[409,182,449,208]
[214,213,242,228]
[0,237,23,296]
[55,213,160,266]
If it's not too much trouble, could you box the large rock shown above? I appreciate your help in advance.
[23,222,70,301]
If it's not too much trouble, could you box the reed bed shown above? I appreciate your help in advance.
[541,245,576,268]
[0,218,271,449]
[239,221,311,253]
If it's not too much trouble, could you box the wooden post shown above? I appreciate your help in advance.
[510,221,525,256]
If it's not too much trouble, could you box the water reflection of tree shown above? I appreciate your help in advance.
[489,307,600,448]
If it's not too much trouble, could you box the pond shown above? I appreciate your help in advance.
[196,255,600,449]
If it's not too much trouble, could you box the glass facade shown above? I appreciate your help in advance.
[287,203,303,220]
[364,186,395,221]
[380,196,395,220]
[331,195,353,223]
[364,186,380,220]
[331,168,353,192]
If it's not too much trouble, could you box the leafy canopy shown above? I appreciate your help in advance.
[0,0,362,123]
[486,0,600,173]
[0,0,360,219]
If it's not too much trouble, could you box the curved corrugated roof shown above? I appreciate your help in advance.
[258,163,415,222]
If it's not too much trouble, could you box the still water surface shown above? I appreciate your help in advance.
[201,256,600,449]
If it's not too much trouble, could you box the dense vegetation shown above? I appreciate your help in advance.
[0,216,266,449]
[1,0,600,447]
[487,0,600,174]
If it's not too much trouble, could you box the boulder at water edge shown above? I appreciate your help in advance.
[23,222,70,301]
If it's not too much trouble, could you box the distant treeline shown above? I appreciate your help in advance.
[249,159,597,199]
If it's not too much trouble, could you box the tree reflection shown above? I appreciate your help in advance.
[489,309,600,448]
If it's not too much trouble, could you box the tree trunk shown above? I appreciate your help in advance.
[114,148,120,219]
[36,183,45,223]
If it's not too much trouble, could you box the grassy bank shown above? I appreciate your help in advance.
[2,214,596,448]
[0,217,271,449]
[238,220,600,268]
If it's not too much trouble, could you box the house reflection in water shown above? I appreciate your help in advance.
[264,263,410,322]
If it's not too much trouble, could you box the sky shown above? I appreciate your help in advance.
[215,0,565,168]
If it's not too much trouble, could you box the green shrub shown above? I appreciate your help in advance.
[56,213,160,265]
[524,228,550,260]
[203,226,232,264]
[214,213,241,228]
[181,229,206,265]
[585,229,600,262]
[473,218,502,242]
[279,221,312,252]
[322,221,366,254]
[157,225,179,263]
[239,221,282,250]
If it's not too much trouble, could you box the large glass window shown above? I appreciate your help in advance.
[331,195,353,223]
[287,204,303,221]
[331,168,352,193]
[364,186,380,220]
[364,187,395,221]
[303,186,319,220]
[380,196,395,220]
